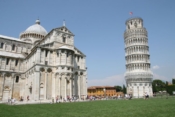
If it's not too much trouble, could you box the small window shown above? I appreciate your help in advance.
[134,22,137,28]
[45,61,48,65]
[6,58,9,65]
[29,87,32,94]
[45,50,48,57]
[57,52,59,57]
[15,59,18,66]
[128,25,130,29]
[0,43,4,48]
[12,44,15,51]
[63,37,66,43]
[77,56,79,62]
[15,76,19,83]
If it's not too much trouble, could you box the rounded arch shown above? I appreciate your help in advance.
[75,72,78,75]
[40,83,44,88]
[40,67,45,72]
[24,39,32,42]
[15,76,19,83]
[5,73,11,77]
[80,72,83,75]
[47,68,52,73]
[34,40,40,45]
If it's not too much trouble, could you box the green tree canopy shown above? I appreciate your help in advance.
[152,79,166,92]
[114,86,123,92]
[172,79,175,84]
[123,85,126,94]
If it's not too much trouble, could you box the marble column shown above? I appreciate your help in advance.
[70,78,72,98]
[78,75,80,99]
[52,73,55,99]
[44,70,47,100]
[48,51,50,65]
[54,73,59,98]
[58,50,61,65]
[0,73,5,100]
[72,77,75,96]
[53,51,56,65]
[43,50,46,64]
[2,74,11,101]
[59,77,61,97]
[65,77,67,99]
[10,74,15,99]
[36,48,41,64]
[65,50,67,65]
[34,71,40,100]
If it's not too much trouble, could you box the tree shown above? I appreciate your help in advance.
[152,79,166,93]
[123,85,126,94]
[172,79,175,84]
[114,86,123,92]
[165,81,168,91]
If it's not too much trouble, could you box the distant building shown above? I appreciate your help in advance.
[123,17,153,98]
[87,86,123,97]
[0,19,87,102]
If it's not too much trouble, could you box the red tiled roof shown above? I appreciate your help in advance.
[88,86,115,89]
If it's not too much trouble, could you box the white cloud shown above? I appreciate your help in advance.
[88,74,125,87]
[87,73,171,87]
[152,65,160,70]
[153,73,170,82]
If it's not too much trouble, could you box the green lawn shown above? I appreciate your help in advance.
[0,98,175,117]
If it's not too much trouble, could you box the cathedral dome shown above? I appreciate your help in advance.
[20,19,47,43]
[25,20,47,36]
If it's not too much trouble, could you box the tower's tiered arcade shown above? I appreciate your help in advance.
[124,17,153,98]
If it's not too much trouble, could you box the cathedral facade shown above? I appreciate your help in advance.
[124,17,153,98]
[0,20,87,102]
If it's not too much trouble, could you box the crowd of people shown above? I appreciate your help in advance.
[6,93,151,105]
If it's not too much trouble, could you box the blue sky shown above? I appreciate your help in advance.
[0,0,175,86]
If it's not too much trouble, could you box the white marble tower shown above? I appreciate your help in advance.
[124,17,153,98]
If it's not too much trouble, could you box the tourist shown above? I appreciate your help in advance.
[8,97,11,105]
[144,92,149,99]
[118,95,120,99]
[125,94,128,100]
[11,98,15,105]
[20,96,23,101]
[11,98,14,105]
[52,97,54,104]
[56,96,58,103]
[27,96,29,101]
[129,94,132,100]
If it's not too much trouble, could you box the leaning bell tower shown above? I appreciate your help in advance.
[124,17,153,98]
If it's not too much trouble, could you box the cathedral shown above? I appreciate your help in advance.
[0,20,87,102]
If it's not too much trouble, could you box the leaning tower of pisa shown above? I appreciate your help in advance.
[124,17,153,98]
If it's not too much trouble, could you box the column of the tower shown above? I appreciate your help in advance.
[124,17,153,98]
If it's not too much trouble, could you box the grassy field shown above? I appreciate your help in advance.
[0,98,175,117]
